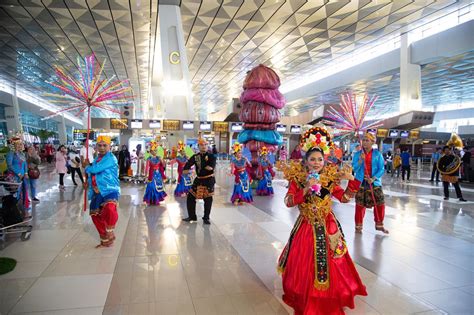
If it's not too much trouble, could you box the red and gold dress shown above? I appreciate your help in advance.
[278,164,367,315]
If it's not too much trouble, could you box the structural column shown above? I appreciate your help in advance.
[59,115,67,144]
[399,33,422,114]
[151,0,194,120]
[5,85,22,134]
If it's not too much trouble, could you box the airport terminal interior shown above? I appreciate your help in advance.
[0,1,473,314]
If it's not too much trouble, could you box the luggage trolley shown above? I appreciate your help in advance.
[0,180,33,242]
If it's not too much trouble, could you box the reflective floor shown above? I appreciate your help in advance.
[0,162,473,314]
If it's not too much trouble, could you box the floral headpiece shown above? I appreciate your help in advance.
[96,135,111,144]
[300,125,333,155]
[177,140,185,151]
[364,132,376,142]
[233,142,242,154]
[197,137,208,146]
[149,140,159,152]
[8,132,23,145]
[259,146,268,156]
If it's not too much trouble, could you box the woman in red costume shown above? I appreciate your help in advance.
[278,126,367,315]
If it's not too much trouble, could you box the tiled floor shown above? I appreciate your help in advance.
[0,163,473,314]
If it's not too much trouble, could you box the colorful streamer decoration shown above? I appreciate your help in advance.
[44,54,133,119]
[44,54,132,211]
[324,93,383,137]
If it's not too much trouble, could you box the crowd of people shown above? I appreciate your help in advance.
[2,129,471,314]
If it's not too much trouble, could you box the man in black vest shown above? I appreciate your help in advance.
[182,138,216,225]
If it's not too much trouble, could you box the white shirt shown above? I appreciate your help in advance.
[80,146,94,162]
[68,152,81,168]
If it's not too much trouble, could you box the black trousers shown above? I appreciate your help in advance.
[186,193,213,220]
[70,167,84,184]
[59,173,65,186]
[443,181,463,199]
[430,162,440,181]
[401,165,410,180]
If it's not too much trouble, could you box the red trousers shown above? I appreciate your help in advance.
[355,204,385,227]
[91,202,118,240]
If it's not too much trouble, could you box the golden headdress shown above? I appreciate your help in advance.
[149,140,159,152]
[232,142,242,154]
[300,125,333,155]
[259,146,268,156]
[177,140,185,151]
[363,132,376,142]
[96,135,111,144]
[8,132,23,144]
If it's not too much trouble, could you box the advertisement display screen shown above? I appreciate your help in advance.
[388,129,399,138]
[149,120,161,129]
[182,121,195,130]
[131,119,143,129]
[110,118,128,129]
[400,130,410,138]
[276,124,287,133]
[377,129,388,138]
[213,122,228,132]
[231,122,244,132]
[367,128,377,135]
[290,125,301,134]
[200,121,211,131]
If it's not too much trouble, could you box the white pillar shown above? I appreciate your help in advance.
[151,2,194,120]
[59,115,67,144]
[5,85,22,134]
[400,33,422,114]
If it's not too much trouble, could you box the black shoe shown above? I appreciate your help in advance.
[429,179,434,182]
[444,197,449,200]
[182,217,197,223]
[459,198,467,202]
[32,198,40,202]
[73,182,78,186]
[436,180,440,182]
[203,219,211,225]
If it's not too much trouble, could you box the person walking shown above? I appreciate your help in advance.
[26,145,41,202]
[430,147,441,182]
[392,147,401,178]
[401,148,411,182]
[68,148,84,186]
[55,145,68,190]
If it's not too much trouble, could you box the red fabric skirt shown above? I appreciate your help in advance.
[280,218,367,315]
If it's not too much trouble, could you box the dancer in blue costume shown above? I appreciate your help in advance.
[143,141,167,205]
[256,147,275,196]
[230,142,253,205]
[174,141,192,197]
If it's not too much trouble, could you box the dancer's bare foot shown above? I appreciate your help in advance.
[355,225,363,233]
[375,226,389,234]
[95,240,113,248]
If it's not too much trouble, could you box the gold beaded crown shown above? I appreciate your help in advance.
[300,125,333,155]
[232,142,242,154]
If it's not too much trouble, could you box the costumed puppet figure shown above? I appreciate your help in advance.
[230,142,253,205]
[278,126,366,315]
[256,146,275,196]
[143,141,167,205]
